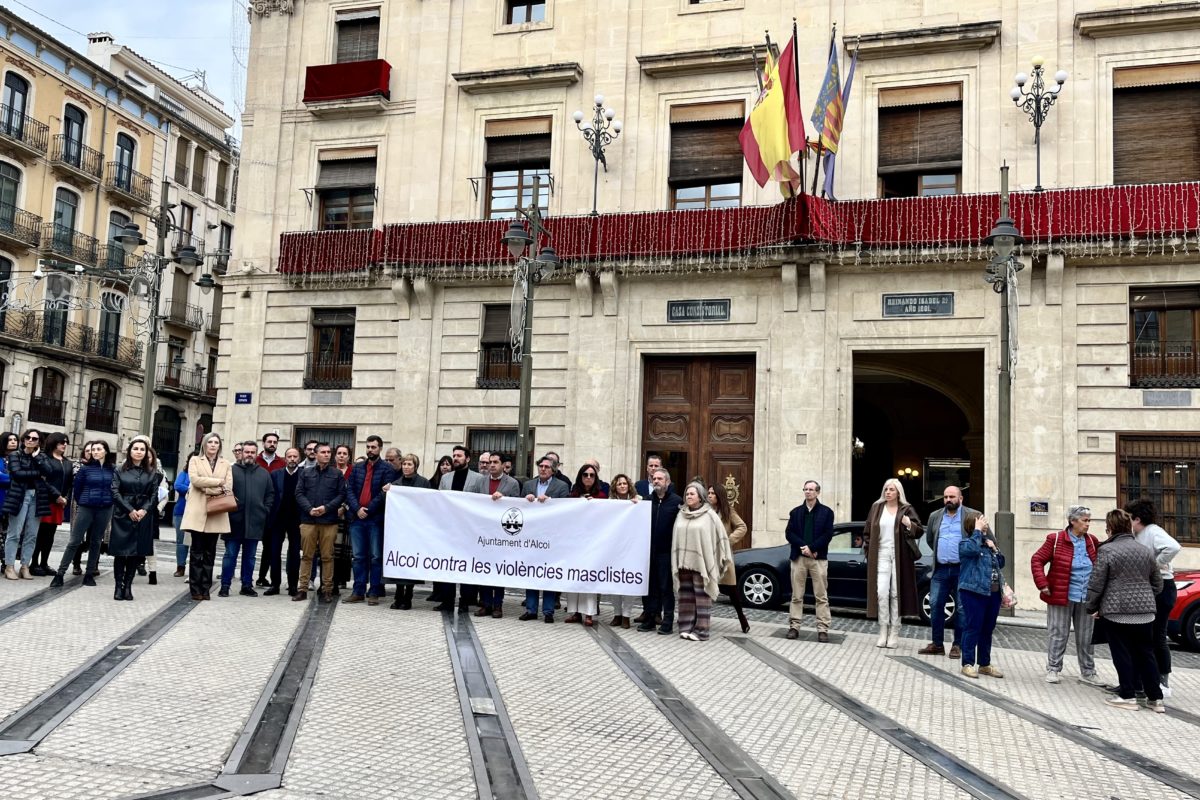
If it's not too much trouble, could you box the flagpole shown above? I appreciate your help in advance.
[791,19,805,196]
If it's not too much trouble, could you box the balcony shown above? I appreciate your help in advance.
[0,204,42,249]
[28,395,66,426]
[303,59,391,116]
[0,389,5,415]
[0,104,49,160]
[0,310,143,368]
[477,345,520,389]
[155,363,216,401]
[165,298,204,330]
[50,135,103,184]
[215,182,228,208]
[86,405,119,434]
[304,352,353,389]
[206,312,222,338]
[97,244,139,273]
[1130,340,1200,388]
[173,231,205,257]
[40,224,98,266]
[212,252,229,275]
[104,162,153,208]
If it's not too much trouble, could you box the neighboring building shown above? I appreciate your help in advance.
[86,33,238,479]
[222,0,1200,597]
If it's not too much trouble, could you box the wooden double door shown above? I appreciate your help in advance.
[641,355,756,548]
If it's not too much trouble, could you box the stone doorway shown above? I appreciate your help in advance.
[641,355,755,547]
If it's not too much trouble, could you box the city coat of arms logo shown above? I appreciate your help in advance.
[500,507,524,535]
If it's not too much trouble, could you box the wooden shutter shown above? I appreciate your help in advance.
[481,305,510,344]
[878,103,962,172]
[669,119,743,184]
[317,158,376,189]
[485,134,551,168]
[1130,285,1200,310]
[1113,84,1200,185]
[336,12,380,63]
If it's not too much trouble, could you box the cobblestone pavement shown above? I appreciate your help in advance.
[0,560,1197,800]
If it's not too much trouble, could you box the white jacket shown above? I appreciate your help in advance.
[1134,523,1181,579]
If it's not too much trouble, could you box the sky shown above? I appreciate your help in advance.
[15,0,244,122]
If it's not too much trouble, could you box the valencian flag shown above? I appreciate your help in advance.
[821,43,857,199]
[811,32,844,155]
[739,25,805,195]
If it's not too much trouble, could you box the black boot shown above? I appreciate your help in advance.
[113,559,126,601]
[123,560,136,601]
[136,558,147,576]
[148,571,157,585]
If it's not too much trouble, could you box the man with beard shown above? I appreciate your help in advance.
[436,445,488,612]
[220,442,275,597]
[256,433,286,473]
[344,435,396,605]
[637,467,682,635]
[265,447,304,596]
[919,485,978,659]
[480,452,521,618]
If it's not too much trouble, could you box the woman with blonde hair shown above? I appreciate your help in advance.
[182,433,233,601]
[864,478,924,648]
[708,484,750,634]
[671,481,732,641]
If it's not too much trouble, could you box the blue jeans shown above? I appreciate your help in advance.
[929,563,961,646]
[220,535,259,589]
[959,588,1002,667]
[479,586,506,607]
[174,514,187,568]
[5,490,40,566]
[524,590,557,616]
[348,518,384,597]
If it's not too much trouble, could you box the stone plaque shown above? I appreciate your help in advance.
[882,292,955,318]
[667,298,731,323]
[1142,390,1191,407]
[310,391,343,405]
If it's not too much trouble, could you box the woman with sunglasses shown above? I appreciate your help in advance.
[3,429,52,580]
[564,463,608,625]
[0,432,17,573]
[30,432,72,576]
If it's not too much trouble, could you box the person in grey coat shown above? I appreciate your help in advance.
[434,445,488,612]
[1085,508,1165,712]
[220,442,275,597]
[478,452,522,617]
[518,455,571,622]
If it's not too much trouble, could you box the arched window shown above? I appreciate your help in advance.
[153,405,182,472]
[0,255,10,330]
[29,367,66,426]
[62,104,86,167]
[106,210,130,269]
[98,290,124,359]
[114,133,135,190]
[86,379,119,433]
[53,187,79,235]
[1,72,29,138]
[0,161,19,222]
[42,272,71,346]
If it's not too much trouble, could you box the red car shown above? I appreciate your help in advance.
[1168,569,1200,651]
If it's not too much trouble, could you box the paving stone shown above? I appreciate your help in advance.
[0,751,184,799]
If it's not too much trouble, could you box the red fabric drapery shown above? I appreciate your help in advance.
[303,60,391,103]
[277,182,1200,275]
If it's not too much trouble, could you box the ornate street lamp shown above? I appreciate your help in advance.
[1010,58,1068,191]
[573,94,622,216]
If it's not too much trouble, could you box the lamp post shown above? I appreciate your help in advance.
[573,95,622,216]
[501,176,559,477]
[1010,58,1068,192]
[984,164,1024,595]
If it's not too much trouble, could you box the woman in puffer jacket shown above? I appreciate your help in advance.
[1031,505,1102,685]
[51,441,115,588]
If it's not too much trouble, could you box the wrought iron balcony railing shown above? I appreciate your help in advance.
[0,310,142,367]
[96,244,139,272]
[104,161,153,205]
[86,405,119,434]
[304,353,353,389]
[0,203,42,248]
[29,394,66,426]
[173,231,205,256]
[1130,340,1200,388]
[40,223,98,265]
[166,298,204,329]
[50,134,103,180]
[476,345,520,389]
[0,103,49,155]
[156,364,215,398]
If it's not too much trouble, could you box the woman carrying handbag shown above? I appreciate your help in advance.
[182,433,234,601]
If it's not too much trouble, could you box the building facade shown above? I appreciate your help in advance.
[0,8,236,482]
[222,0,1200,597]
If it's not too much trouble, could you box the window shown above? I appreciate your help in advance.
[152,405,182,473]
[114,133,135,190]
[317,156,375,230]
[191,146,207,195]
[98,291,123,359]
[877,83,962,198]
[106,211,130,269]
[668,103,744,209]
[1129,285,1200,387]
[207,347,218,392]
[174,137,190,185]
[42,273,70,347]
[1113,65,1200,184]
[0,161,19,225]
[0,256,10,330]
[177,202,195,250]
[86,379,119,433]
[485,118,550,219]
[53,187,79,239]
[216,222,233,271]
[62,104,86,167]
[306,308,355,389]
[215,160,229,205]
[505,0,545,24]
[1119,434,1200,544]
[294,426,356,452]
[477,304,519,388]
[165,336,186,386]
[170,269,193,326]
[29,367,66,426]
[2,72,30,138]
[335,9,380,63]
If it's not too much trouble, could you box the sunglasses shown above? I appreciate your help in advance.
[24,435,39,441]
[582,471,597,477]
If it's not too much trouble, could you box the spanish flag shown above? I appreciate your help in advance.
[739,28,805,194]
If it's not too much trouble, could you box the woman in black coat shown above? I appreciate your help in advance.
[31,432,73,576]
[389,452,431,610]
[109,439,162,601]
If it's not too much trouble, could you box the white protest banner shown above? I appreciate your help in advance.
[383,486,650,594]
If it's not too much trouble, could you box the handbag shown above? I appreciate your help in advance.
[206,491,238,515]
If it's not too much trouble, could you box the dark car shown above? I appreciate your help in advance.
[1167,569,1200,651]
[728,521,955,625]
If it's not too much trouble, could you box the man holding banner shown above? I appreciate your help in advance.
[435,445,488,612]
[480,453,522,618]
[518,456,570,622]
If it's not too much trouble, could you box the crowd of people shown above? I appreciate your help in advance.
[0,430,1183,708]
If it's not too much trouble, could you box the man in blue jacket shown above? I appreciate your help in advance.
[785,480,835,642]
[344,435,396,605]
[295,443,346,603]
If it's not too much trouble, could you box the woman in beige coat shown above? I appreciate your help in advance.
[708,485,750,634]
[672,482,732,642]
[183,433,233,601]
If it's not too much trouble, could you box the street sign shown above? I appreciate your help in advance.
[235,392,252,404]
[667,298,731,323]
[881,292,954,318]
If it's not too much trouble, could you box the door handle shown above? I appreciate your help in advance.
[846,560,860,567]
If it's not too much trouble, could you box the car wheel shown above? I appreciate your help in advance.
[1184,605,1200,652]
[919,588,956,626]
[740,567,778,609]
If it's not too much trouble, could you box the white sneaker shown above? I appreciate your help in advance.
[1046,671,1061,684]
[1106,696,1138,710]
[1079,673,1105,687]
[1147,699,1167,714]
[1160,684,1173,699]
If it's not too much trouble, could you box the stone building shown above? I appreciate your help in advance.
[222,0,1200,595]
[0,8,236,479]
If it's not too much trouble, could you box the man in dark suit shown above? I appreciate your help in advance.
[435,445,488,612]
[919,485,979,659]
[637,467,681,635]
[264,448,303,596]
[634,453,663,500]
[518,455,570,622]
[784,480,835,642]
